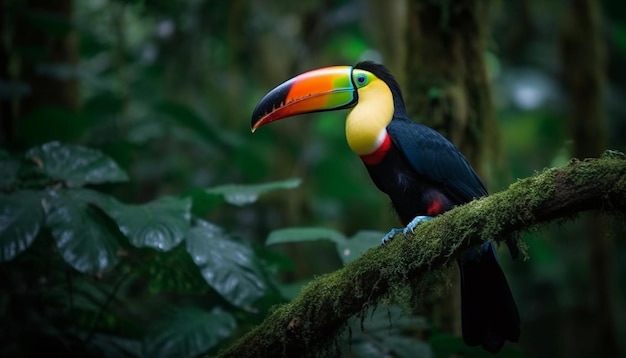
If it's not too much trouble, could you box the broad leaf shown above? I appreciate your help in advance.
[0,190,44,261]
[44,189,122,273]
[266,228,381,264]
[186,220,265,308]
[102,196,191,251]
[25,141,128,188]
[143,306,236,358]
[265,227,345,246]
[205,178,301,206]
[336,230,385,264]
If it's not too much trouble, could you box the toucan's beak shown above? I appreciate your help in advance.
[251,66,357,132]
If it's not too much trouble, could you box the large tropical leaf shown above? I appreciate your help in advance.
[205,178,301,206]
[265,227,345,246]
[337,230,385,264]
[143,306,236,358]
[266,227,383,264]
[44,189,122,273]
[101,196,191,251]
[0,190,44,261]
[25,141,128,188]
[186,219,265,309]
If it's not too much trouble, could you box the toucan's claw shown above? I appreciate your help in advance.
[381,216,433,246]
[403,215,433,236]
[381,228,403,246]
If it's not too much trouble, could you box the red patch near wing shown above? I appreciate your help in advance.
[360,133,392,165]
[427,198,444,216]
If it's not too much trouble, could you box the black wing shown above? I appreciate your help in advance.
[387,117,487,204]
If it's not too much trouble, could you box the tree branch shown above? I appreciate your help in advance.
[216,154,626,358]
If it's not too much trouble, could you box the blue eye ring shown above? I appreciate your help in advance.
[356,73,367,85]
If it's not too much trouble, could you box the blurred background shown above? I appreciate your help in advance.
[1,0,625,357]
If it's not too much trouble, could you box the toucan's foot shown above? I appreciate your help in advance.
[381,228,403,246]
[381,216,433,246]
[403,216,433,236]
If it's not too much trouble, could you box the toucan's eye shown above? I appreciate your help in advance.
[352,70,372,88]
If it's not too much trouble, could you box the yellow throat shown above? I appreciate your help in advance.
[345,78,394,155]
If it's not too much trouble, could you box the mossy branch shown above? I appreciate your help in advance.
[216,154,626,358]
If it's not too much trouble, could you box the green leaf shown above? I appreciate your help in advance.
[186,220,265,309]
[25,141,128,188]
[265,227,345,246]
[0,190,44,261]
[336,230,385,264]
[205,178,301,206]
[143,306,236,358]
[101,197,191,252]
[0,152,20,190]
[44,189,122,273]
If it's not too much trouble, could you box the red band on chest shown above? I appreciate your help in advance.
[359,133,392,165]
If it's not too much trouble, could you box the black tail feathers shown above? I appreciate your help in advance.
[459,242,520,353]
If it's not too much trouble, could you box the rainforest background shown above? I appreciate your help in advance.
[1,0,625,357]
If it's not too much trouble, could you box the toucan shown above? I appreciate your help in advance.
[251,61,520,353]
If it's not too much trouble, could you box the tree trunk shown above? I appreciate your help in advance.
[405,0,499,170]
[364,0,407,81]
[559,0,618,357]
[405,0,499,337]
[5,0,79,149]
